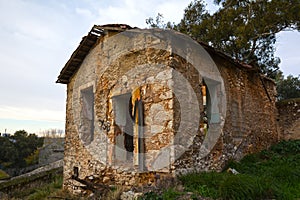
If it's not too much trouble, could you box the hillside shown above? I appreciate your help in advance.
[0,140,299,199]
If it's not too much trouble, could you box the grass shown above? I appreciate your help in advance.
[2,140,299,199]
[141,140,300,200]
[0,169,10,180]
[0,167,65,200]
[5,174,124,200]
[25,175,63,200]
[140,189,183,200]
[0,175,66,200]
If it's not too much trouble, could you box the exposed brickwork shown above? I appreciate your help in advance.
[60,28,279,194]
[277,98,300,140]
[172,52,278,173]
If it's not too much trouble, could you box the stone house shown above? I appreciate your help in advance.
[57,24,278,192]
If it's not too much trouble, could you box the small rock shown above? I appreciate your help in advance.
[103,176,110,183]
[120,190,143,200]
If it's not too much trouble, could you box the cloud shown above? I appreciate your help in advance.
[0,106,64,122]
[95,0,191,28]
[0,0,298,134]
[76,8,93,19]
[0,0,74,124]
[156,0,191,23]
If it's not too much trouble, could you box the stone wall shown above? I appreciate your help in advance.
[0,161,63,198]
[277,98,300,140]
[63,32,177,193]
[172,51,278,173]
[39,137,64,166]
[62,28,279,194]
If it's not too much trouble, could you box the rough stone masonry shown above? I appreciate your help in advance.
[56,24,278,194]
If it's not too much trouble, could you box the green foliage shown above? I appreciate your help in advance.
[0,167,63,199]
[26,175,63,200]
[140,191,162,200]
[270,139,300,155]
[0,137,19,165]
[177,140,300,199]
[276,74,300,100]
[162,188,182,200]
[140,188,182,200]
[0,130,43,168]
[146,0,300,78]
[25,149,40,166]
[219,174,264,200]
[178,172,222,198]
[146,13,167,29]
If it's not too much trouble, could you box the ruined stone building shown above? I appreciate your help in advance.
[56,24,278,192]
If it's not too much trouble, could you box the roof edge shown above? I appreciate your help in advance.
[57,26,273,85]
[56,24,133,84]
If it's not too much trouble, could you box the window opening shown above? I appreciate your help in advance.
[201,83,209,134]
[113,93,134,162]
[73,166,79,178]
[80,86,94,145]
[132,88,145,171]
[202,78,221,126]
[112,89,145,171]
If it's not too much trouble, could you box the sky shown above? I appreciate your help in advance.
[0,0,299,135]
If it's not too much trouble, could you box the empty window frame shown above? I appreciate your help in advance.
[80,86,94,145]
[112,93,134,162]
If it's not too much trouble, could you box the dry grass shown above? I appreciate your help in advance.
[103,186,126,200]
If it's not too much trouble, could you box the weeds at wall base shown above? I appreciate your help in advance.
[141,140,300,200]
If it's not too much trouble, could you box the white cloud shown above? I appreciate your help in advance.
[95,0,191,28]
[0,106,64,122]
[0,0,298,133]
[76,7,93,18]
[156,0,191,23]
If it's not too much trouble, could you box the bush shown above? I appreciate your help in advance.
[24,149,40,166]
